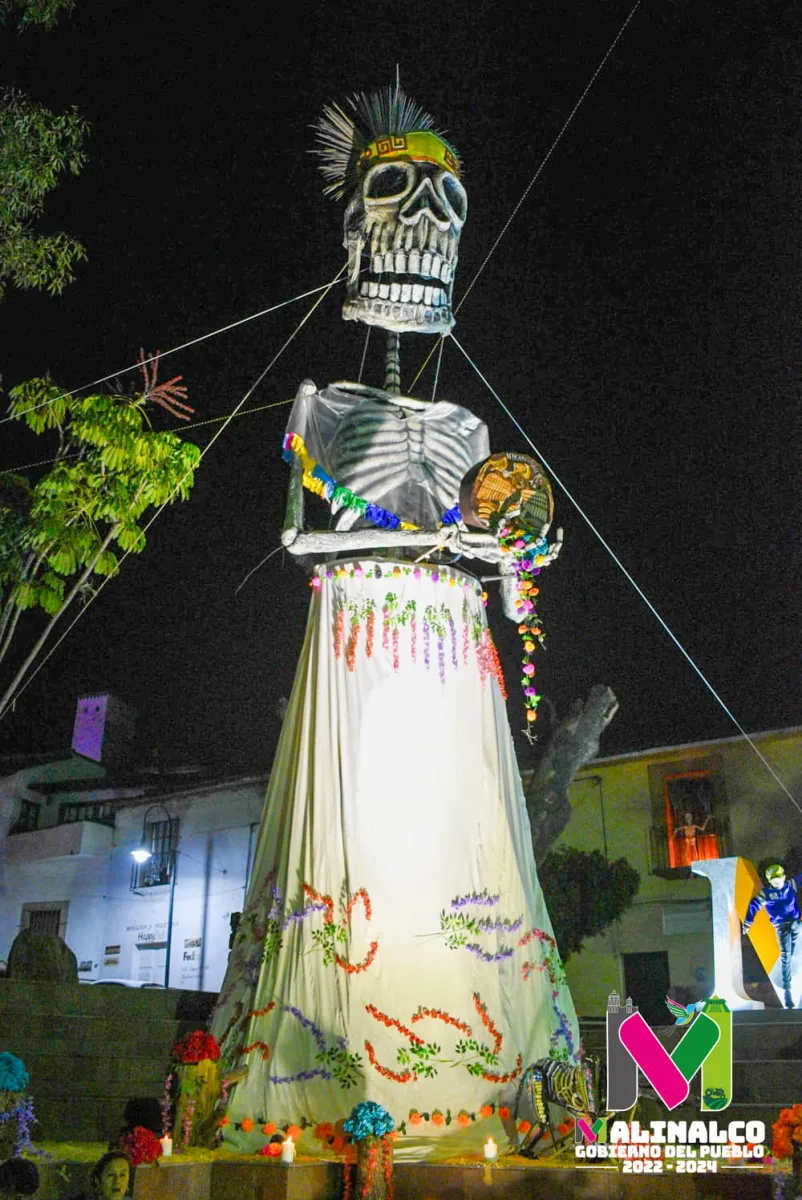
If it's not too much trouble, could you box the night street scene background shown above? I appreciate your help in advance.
[1,0,798,791]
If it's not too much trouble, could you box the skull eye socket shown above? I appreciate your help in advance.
[440,173,468,225]
[364,162,414,202]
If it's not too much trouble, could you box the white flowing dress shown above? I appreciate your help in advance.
[211,383,578,1161]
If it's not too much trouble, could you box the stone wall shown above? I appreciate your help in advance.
[0,981,216,1142]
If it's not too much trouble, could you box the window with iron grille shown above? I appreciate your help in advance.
[9,800,39,835]
[21,902,67,938]
[134,819,178,888]
[58,800,115,828]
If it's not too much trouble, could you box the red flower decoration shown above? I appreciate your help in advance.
[240,1118,253,1133]
[116,1125,163,1167]
[498,1106,511,1121]
[172,1030,221,1064]
[314,1122,334,1140]
[286,1124,302,1141]
[518,1120,532,1134]
[261,1142,282,1157]
[409,1111,422,1126]
[431,1111,445,1127]
[457,1112,471,1127]
[262,1123,276,1136]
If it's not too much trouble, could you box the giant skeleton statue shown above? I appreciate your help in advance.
[211,85,581,1161]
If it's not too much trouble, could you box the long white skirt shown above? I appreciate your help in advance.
[212,559,578,1160]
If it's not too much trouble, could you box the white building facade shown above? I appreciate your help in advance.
[0,696,267,991]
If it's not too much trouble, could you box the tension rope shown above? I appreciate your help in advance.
[409,0,643,393]
[0,265,347,721]
[0,277,343,430]
[449,332,801,815]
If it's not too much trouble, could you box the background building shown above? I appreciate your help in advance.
[558,724,802,1019]
[0,694,265,990]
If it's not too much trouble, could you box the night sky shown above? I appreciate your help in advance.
[1,1,799,780]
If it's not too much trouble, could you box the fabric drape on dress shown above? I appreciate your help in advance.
[212,560,578,1160]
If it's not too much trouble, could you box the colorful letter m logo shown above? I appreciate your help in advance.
[605,993,732,1113]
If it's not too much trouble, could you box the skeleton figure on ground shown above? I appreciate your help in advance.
[281,83,562,616]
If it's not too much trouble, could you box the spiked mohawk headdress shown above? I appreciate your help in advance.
[313,82,462,200]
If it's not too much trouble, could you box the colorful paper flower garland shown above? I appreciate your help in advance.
[498,524,550,726]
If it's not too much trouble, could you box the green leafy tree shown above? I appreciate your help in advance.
[539,845,640,961]
[0,0,72,29]
[0,90,88,298]
[0,358,199,717]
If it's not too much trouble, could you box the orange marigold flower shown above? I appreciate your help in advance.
[262,1122,276,1136]
[331,1135,346,1153]
[267,1142,282,1157]
[518,1120,531,1135]
[457,1112,471,1127]
[314,1122,334,1140]
[498,1106,511,1121]
[479,1105,493,1120]
[409,1111,423,1126]
[286,1124,302,1140]
[241,1118,254,1133]
[557,1122,571,1136]
[219,1115,230,1127]
[431,1111,445,1127]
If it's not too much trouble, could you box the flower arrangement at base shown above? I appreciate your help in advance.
[116,1125,163,1167]
[172,1031,221,1065]
[169,1031,222,1150]
[772,1105,802,1198]
[0,1053,37,1159]
[342,1103,394,1200]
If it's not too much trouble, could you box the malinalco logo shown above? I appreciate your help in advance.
[578,991,732,1145]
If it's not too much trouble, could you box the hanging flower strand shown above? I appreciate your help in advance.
[498,525,551,728]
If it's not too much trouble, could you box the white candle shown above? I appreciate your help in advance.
[159,1136,173,1158]
[483,1137,497,1161]
[281,1136,295,1163]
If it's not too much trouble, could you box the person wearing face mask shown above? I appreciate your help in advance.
[743,862,802,1009]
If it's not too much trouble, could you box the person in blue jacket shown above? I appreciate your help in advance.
[743,862,802,1009]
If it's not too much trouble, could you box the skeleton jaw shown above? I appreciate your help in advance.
[344,229,457,333]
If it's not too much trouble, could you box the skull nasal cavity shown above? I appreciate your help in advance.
[400,178,450,227]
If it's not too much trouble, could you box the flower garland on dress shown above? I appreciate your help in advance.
[519,927,577,1062]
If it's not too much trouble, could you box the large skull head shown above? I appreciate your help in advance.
[342,137,467,335]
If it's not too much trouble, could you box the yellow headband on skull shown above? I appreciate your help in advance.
[359,130,461,179]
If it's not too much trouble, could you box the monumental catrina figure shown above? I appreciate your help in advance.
[211,83,579,1160]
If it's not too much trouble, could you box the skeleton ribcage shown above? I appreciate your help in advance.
[327,400,483,529]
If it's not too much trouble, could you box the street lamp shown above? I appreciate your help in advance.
[130,804,178,988]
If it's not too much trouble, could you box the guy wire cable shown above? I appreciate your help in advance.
[409,0,643,393]
[0,263,347,721]
[449,332,801,815]
[0,277,344,428]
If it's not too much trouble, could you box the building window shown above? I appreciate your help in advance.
[134,819,178,888]
[665,773,720,868]
[9,801,40,836]
[58,800,115,828]
[21,901,68,939]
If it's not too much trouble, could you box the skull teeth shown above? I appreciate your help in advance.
[359,280,448,307]
[360,249,455,282]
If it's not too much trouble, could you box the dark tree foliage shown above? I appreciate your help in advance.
[540,846,640,962]
[0,0,72,31]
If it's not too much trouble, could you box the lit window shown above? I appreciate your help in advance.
[665,773,720,868]
[134,819,178,888]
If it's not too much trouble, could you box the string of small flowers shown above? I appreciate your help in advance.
[472,994,503,1056]
[519,927,577,1061]
[497,524,551,729]
[410,1007,472,1036]
[366,1004,424,1046]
